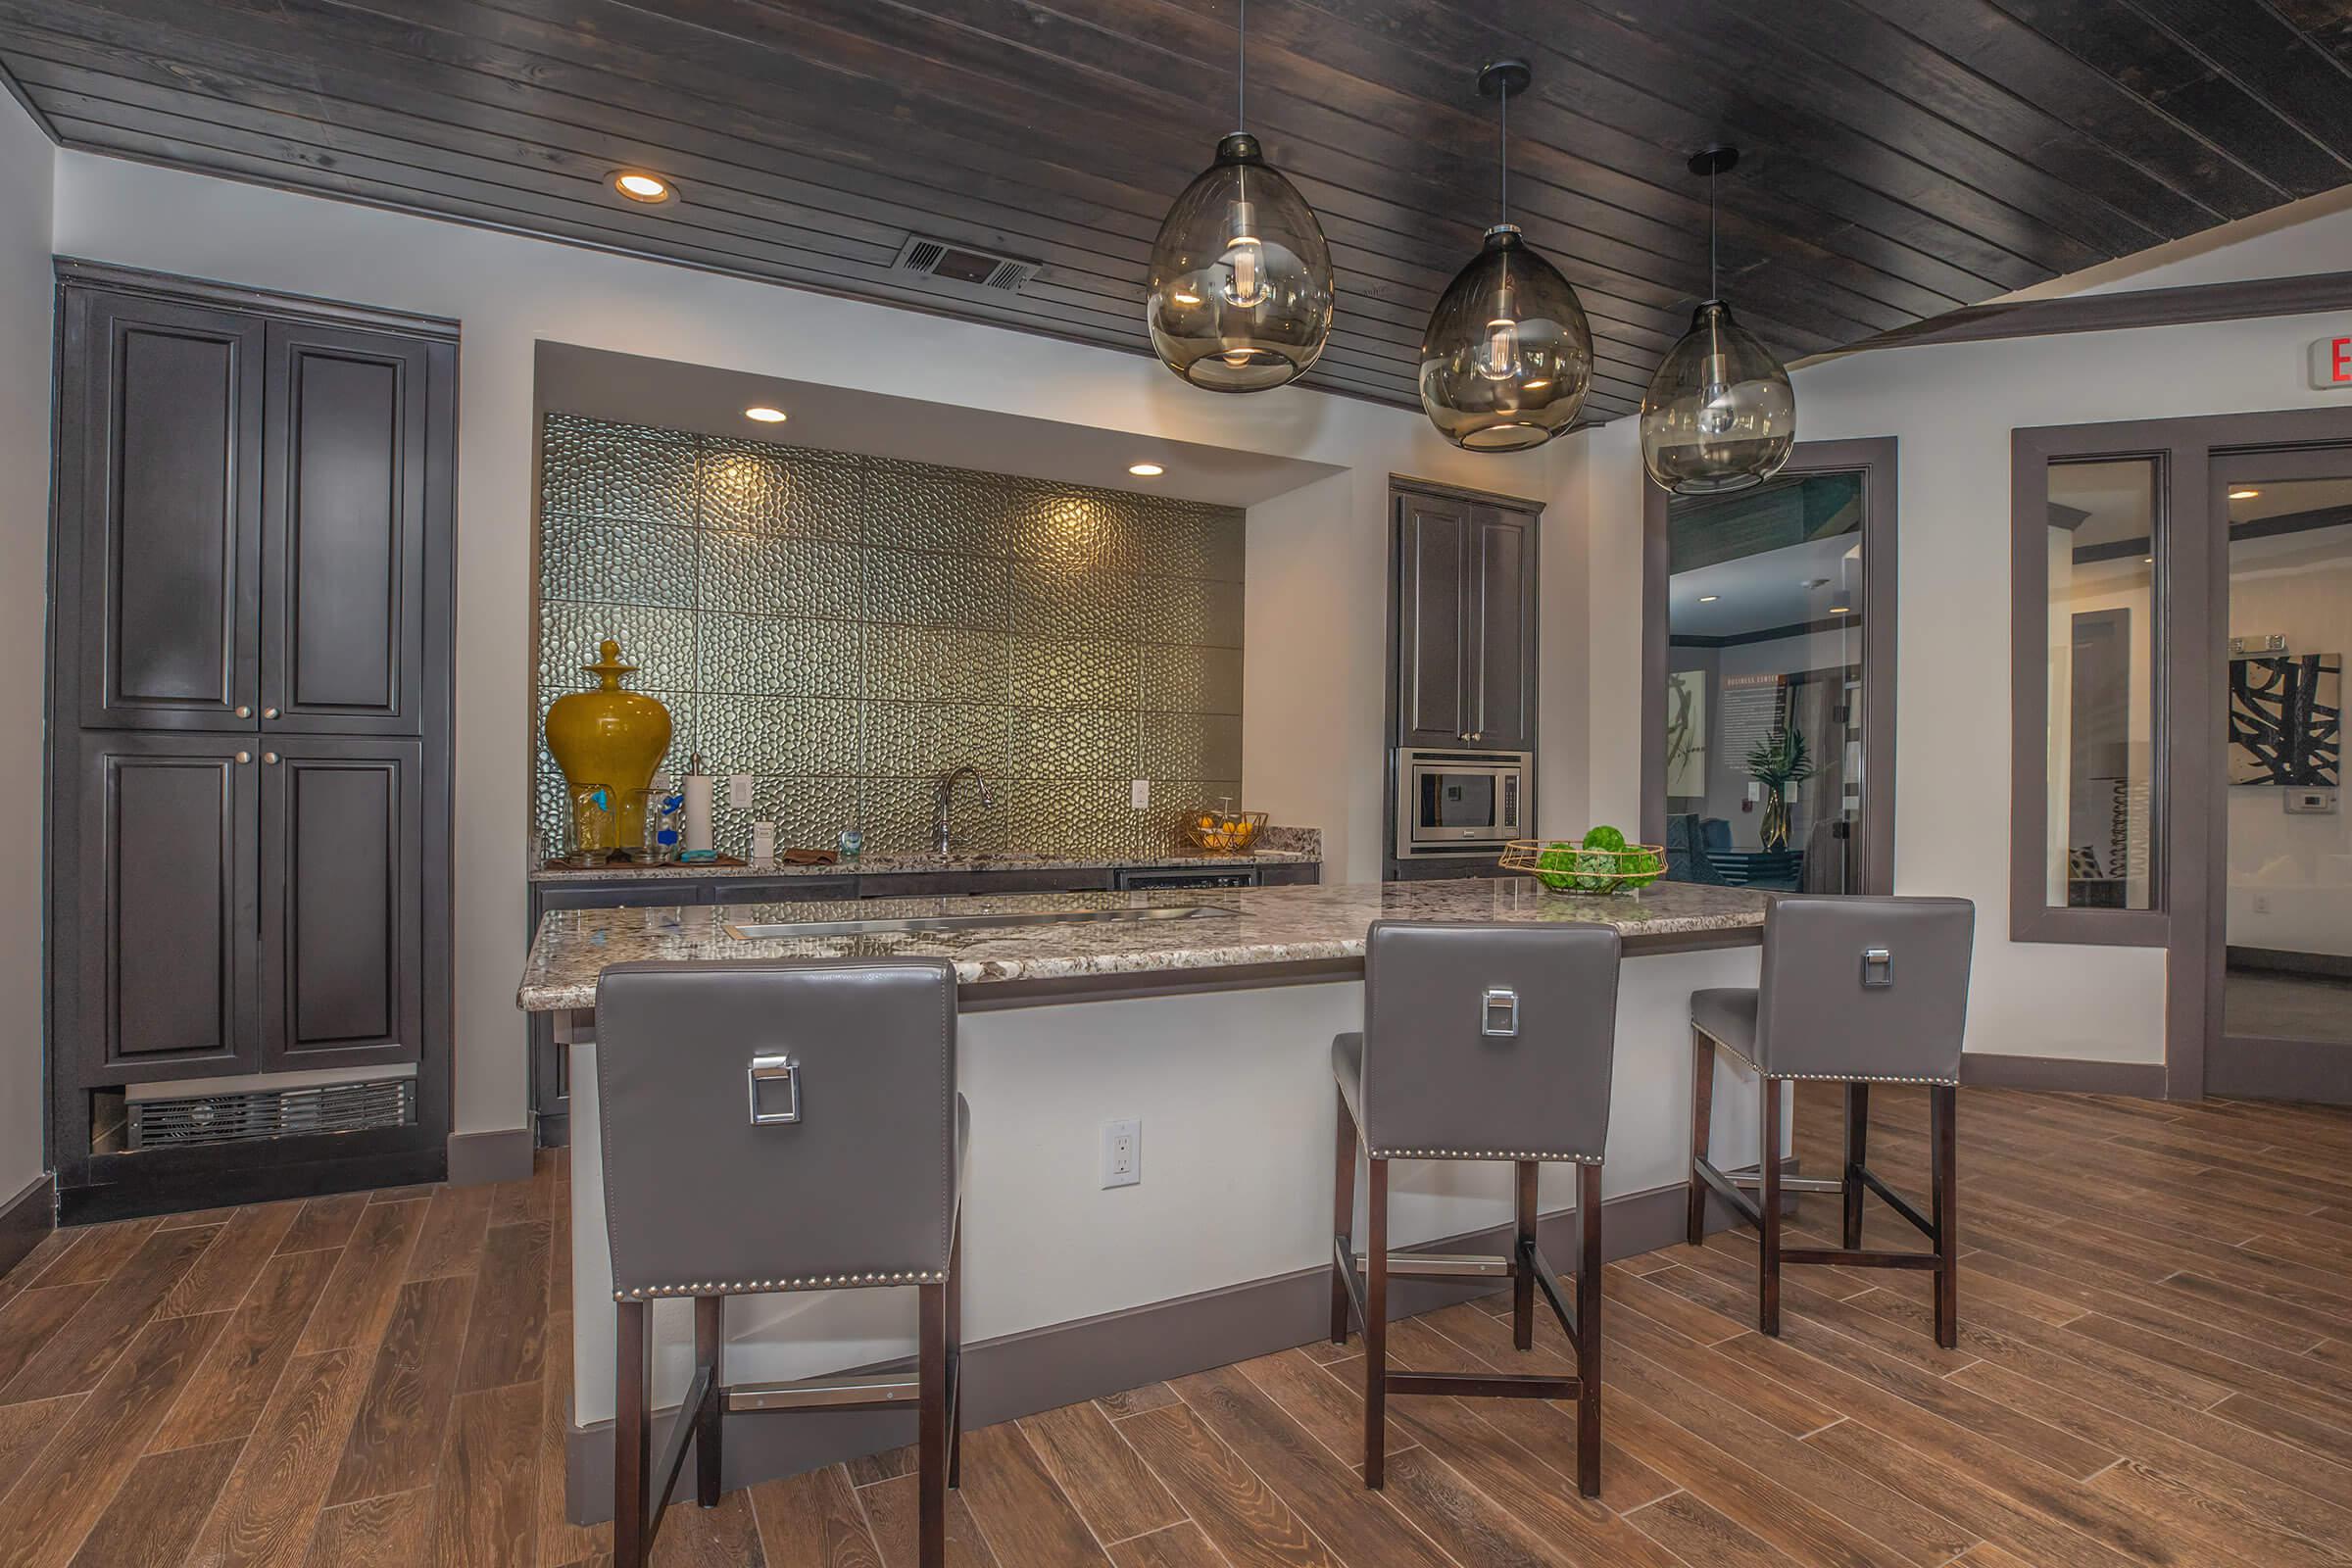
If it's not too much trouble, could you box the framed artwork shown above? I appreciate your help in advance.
[2229,652,2341,786]
[1665,669,1708,798]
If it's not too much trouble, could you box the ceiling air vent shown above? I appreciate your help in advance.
[893,234,1040,294]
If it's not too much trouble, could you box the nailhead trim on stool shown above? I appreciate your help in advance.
[1692,1024,1960,1087]
[1366,1147,1603,1162]
[615,1269,948,1300]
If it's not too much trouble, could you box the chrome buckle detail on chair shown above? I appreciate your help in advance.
[748,1054,802,1124]
[1482,987,1520,1037]
[1861,948,1893,988]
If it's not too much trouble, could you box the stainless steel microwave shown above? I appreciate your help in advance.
[1395,749,1531,858]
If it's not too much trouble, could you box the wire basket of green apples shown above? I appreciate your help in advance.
[1497,826,1666,895]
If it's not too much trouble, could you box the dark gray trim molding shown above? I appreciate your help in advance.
[2204,1038,2352,1107]
[1844,270,2352,356]
[1670,612,1862,651]
[1642,437,1899,898]
[1959,1053,2167,1097]
[0,1174,54,1280]
[447,1128,534,1187]
[562,1174,1721,1523]
[2228,945,2352,980]
[52,259,463,342]
[1387,472,1549,516]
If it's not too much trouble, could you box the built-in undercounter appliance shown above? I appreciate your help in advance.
[1394,748,1531,861]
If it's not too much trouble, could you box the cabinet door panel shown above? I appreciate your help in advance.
[1396,494,1470,746]
[71,292,264,730]
[1470,509,1538,752]
[261,323,431,734]
[261,739,423,1070]
[74,734,259,1081]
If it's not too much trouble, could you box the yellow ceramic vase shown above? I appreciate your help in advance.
[546,639,672,851]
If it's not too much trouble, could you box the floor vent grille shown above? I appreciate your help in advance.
[128,1077,416,1149]
[893,234,1039,293]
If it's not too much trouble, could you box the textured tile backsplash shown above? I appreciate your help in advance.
[534,415,1247,858]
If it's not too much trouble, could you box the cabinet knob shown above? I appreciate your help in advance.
[234,706,251,718]
[263,752,280,765]
[235,751,252,764]
[263,708,280,719]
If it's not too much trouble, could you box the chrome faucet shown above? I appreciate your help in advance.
[932,764,995,855]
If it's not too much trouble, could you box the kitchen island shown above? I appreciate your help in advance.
[519,877,1773,1516]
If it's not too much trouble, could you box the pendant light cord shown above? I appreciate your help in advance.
[1498,85,1508,224]
[1237,0,1247,129]
[1708,167,1719,300]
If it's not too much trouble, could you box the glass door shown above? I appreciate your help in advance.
[2211,450,2352,1094]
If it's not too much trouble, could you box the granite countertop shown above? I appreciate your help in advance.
[516,877,1770,1012]
[528,825,1323,882]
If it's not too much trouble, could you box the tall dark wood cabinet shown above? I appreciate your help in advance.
[1389,482,1540,753]
[46,263,456,1223]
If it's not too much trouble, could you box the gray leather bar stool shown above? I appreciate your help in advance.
[1687,895,1974,1348]
[1330,919,1620,1497]
[596,957,966,1568]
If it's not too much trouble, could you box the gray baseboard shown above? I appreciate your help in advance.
[0,1172,54,1280]
[2204,1039,2352,1106]
[563,1175,1720,1524]
[1960,1053,2168,1097]
[446,1127,534,1186]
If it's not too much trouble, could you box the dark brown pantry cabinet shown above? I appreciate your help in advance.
[46,264,456,1223]
[1390,481,1540,754]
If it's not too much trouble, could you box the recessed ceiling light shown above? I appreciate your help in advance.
[2143,556,2154,564]
[1830,605,1851,614]
[1127,462,1165,477]
[743,406,787,423]
[2229,487,2260,500]
[612,171,675,204]
[1697,594,1719,603]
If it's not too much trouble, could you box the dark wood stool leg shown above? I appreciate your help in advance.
[918,1280,948,1568]
[1577,1161,1604,1499]
[1842,1082,1871,1250]
[1332,1087,1356,1347]
[1363,1156,1389,1490]
[1688,1027,1715,1245]
[1512,1160,1538,1352]
[947,1215,963,1491]
[1932,1084,1959,1349]
[1759,1077,1783,1337]
[695,1296,723,1507]
[614,1298,651,1568]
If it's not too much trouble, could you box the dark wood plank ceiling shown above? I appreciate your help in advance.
[4,0,2348,420]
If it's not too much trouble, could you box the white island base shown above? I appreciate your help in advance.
[555,944,1777,1518]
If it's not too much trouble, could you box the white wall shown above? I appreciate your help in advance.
[1,95,54,1203]
[1571,201,2352,1066]
[49,150,1578,1139]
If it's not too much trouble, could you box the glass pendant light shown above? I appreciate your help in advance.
[1640,146,1796,494]
[1419,59,1592,451]
[1146,0,1334,392]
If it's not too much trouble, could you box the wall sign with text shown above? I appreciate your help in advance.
[2315,334,2352,390]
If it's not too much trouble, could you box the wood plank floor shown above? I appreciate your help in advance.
[5,1084,2352,1566]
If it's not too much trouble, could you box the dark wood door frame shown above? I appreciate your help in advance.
[2008,406,2352,1102]
[1641,438,1900,896]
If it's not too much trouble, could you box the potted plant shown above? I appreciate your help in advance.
[1744,725,1816,852]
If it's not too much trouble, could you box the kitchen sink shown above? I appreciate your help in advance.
[721,905,1242,940]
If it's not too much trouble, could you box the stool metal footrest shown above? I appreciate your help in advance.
[1351,1250,1515,1279]
[1388,1370,1582,1400]
[727,1371,921,1411]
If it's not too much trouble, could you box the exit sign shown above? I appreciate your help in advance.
[2315,334,2352,390]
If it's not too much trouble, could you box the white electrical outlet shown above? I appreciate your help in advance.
[2253,892,2273,914]
[1130,779,1151,809]
[1102,1117,1141,1188]
[729,773,755,810]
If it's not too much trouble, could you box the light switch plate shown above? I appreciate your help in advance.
[729,774,754,809]
[1130,779,1151,809]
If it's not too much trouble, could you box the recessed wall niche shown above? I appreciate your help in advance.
[532,414,1245,858]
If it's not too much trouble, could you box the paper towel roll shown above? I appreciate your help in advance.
[684,756,714,854]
